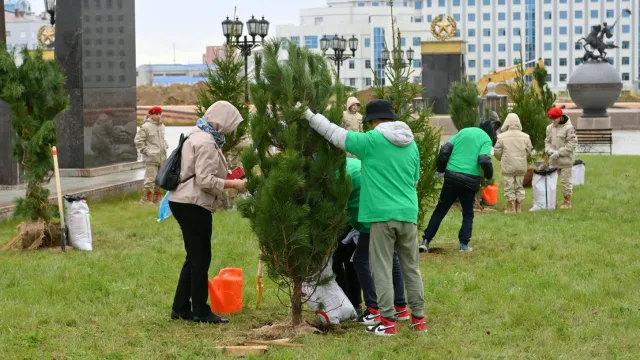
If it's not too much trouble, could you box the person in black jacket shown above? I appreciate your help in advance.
[419,121,498,253]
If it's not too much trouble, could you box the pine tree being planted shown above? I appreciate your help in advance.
[237,40,351,326]
[195,43,249,164]
[0,47,70,248]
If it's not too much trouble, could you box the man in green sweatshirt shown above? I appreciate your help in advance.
[336,157,410,325]
[303,99,426,336]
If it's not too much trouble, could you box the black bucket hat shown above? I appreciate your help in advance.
[364,99,398,123]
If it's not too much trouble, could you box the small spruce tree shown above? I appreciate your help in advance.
[448,79,481,130]
[370,2,441,230]
[237,40,351,326]
[195,43,249,163]
[0,47,70,247]
[506,50,550,155]
[533,64,556,113]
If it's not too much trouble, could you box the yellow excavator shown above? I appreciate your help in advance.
[476,58,545,96]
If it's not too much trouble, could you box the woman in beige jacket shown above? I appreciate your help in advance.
[493,113,533,213]
[168,101,247,324]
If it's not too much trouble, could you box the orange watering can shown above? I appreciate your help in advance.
[481,183,499,206]
[208,267,243,314]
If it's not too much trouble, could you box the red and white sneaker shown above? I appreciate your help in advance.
[366,317,397,336]
[410,315,428,333]
[357,306,381,324]
[394,305,410,321]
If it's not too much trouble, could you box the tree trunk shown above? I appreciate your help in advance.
[291,278,303,326]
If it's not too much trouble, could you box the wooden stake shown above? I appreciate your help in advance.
[1,236,20,251]
[256,259,264,309]
[215,345,268,357]
[244,340,303,348]
[52,147,67,252]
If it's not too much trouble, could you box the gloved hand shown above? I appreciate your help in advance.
[550,152,560,160]
[434,172,445,179]
[295,102,315,121]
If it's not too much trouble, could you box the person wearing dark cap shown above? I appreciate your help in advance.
[135,106,168,205]
[419,119,496,253]
[545,107,577,209]
[302,99,426,336]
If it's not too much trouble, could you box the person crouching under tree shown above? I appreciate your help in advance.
[135,106,169,205]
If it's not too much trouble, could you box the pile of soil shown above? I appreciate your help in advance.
[249,321,321,340]
[136,84,205,106]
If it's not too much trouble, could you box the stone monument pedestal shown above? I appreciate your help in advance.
[567,61,622,118]
[55,0,137,170]
[0,101,22,186]
[576,116,611,130]
[479,82,508,118]
[421,40,466,115]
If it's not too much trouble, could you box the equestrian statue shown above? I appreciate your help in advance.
[576,9,632,63]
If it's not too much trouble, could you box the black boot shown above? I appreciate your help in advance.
[193,313,230,324]
[170,310,193,321]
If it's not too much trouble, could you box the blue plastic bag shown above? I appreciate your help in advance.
[157,192,173,222]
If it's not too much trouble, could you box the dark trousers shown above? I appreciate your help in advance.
[423,181,476,245]
[332,238,362,309]
[169,201,213,318]
[352,232,407,309]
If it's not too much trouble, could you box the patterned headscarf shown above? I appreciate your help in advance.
[196,117,226,149]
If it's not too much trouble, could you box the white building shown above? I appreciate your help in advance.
[136,64,211,87]
[4,0,49,53]
[276,0,639,92]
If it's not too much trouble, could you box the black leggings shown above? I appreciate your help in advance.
[169,201,213,317]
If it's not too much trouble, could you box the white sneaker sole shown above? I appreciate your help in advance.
[365,326,397,336]
[358,316,381,325]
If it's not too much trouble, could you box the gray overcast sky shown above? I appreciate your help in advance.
[133,0,327,65]
[30,0,327,65]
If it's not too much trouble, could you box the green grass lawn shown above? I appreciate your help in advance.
[1,156,640,359]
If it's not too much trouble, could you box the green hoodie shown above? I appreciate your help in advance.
[344,158,370,233]
[345,122,420,225]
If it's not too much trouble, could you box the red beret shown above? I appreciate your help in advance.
[148,106,163,115]
[547,107,563,119]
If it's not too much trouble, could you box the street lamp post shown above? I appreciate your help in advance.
[382,46,415,68]
[222,15,269,103]
[1,2,6,46]
[321,34,358,79]
[44,0,56,25]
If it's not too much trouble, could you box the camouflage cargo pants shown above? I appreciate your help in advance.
[503,175,525,202]
[143,163,160,193]
[558,167,573,197]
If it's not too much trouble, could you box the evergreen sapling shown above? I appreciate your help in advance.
[0,47,70,248]
[237,40,351,326]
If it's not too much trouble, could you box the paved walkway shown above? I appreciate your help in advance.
[0,169,144,207]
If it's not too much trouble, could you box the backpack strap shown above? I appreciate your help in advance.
[181,174,195,184]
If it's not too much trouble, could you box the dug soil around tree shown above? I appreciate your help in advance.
[248,320,326,340]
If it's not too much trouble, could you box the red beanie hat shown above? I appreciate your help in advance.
[148,106,163,115]
[547,107,563,119]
